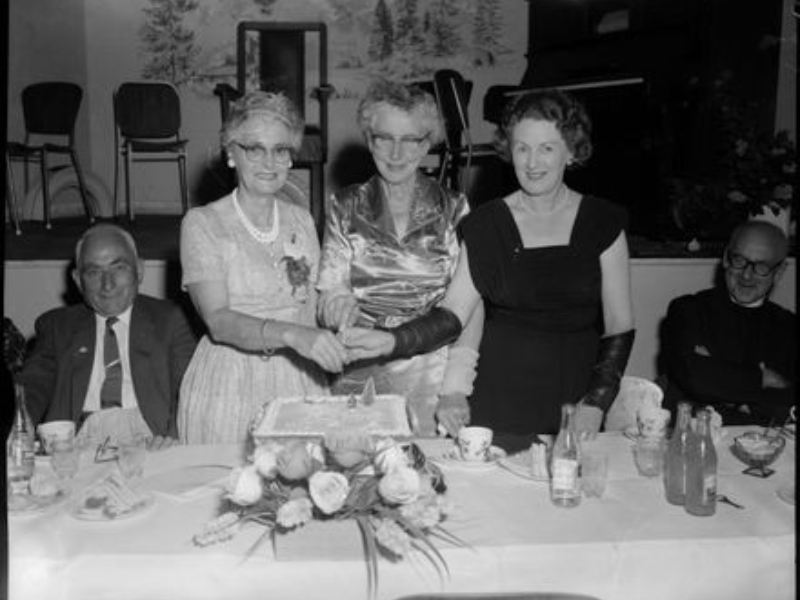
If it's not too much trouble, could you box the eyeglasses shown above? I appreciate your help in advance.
[725,251,783,277]
[230,141,294,165]
[81,263,135,283]
[369,132,429,156]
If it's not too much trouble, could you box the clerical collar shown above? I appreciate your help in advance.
[728,294,766,309]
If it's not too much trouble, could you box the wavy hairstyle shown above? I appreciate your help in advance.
[221,91,305,151]
[500,88,593,166]
[357,80,444,146]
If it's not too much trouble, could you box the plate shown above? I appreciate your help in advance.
[70,490,155,521]
[497,451,550,482]
[433,445,507,470]
[7,491,67,517]
[777,484,795,505]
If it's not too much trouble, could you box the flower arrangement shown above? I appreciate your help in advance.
[667,71,796,241]
[194,434,462,598]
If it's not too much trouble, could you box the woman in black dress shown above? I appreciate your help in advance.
[344,89,635,445]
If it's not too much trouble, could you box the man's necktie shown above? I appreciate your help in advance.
[100,316,122,409]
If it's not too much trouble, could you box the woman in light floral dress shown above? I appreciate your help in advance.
[178,92,348,444]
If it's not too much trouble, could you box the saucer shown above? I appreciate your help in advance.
[8,490,67,517]
[434,445,507,470]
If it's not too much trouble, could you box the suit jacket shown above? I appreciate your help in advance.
[19,295,197,438]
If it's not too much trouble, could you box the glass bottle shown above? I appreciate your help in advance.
[664,402,693,505]
[550,403,581,508]
[7,383,35,495]
[684,408,717,516]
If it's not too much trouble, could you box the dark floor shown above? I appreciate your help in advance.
[5,216,183,262]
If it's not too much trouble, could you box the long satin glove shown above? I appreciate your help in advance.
[389,307,463,360]
[581,329,636,413]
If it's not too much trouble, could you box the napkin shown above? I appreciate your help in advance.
[139,465,230,501]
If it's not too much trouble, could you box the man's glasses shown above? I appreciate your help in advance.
[230,141,294,165]
[369,132,429,156]
[725,250,783,277]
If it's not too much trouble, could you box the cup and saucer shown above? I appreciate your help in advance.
[435,426,507,470]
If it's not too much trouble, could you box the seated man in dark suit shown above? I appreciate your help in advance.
[662,220,795,426]
[18,223,197,448]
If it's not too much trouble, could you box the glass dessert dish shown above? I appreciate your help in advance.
[731,430,786,478]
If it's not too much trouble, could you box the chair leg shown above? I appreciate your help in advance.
[70,149,95,223]
[124,145,134,221]
[40,150,52,229]
[178,153,189,213]
[309,163,325,241]
[5,153,22,235]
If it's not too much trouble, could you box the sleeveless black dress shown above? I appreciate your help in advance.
[460,195,627,437]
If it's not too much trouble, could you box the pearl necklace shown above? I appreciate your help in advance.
[232,188,280,245]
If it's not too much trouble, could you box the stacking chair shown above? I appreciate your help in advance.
[433,69,502,195]
[214,21,334,238]
[6,81,95,229]
[603,375,665,432]
[113,81,189,220]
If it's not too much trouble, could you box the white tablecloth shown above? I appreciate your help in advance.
[9,428,795,600]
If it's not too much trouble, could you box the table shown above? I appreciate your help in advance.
[9,427,795,600]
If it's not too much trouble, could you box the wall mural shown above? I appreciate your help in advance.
[136,0,524,99]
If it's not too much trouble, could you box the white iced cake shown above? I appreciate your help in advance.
[252,395,411,442]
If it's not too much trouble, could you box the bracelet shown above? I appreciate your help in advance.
[260,318,276,360]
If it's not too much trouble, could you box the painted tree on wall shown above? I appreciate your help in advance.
[426,0,462,57]
[472,0,508,67]
[368,0,394,63]
[253,0,277,14]
[140,0,200,85]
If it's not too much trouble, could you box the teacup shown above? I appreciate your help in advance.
[457,426,493,462]
[37,420,76,453]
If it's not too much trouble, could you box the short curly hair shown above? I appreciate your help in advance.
[221,91,305,151]
[500,88,593,166]
[357,80,444,146]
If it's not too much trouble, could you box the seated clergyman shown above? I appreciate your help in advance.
[18,223,198,448]
[661,220,795,425]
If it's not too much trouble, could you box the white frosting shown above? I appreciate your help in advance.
[253,395,411,440]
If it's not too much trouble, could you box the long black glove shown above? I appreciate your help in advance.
[582,330,636,412]
[389,307,463,360]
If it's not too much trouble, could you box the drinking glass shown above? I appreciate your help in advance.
[633,437,666,477]
[581,452,609,498]
[117,435,147,478]
[50,438,79,480]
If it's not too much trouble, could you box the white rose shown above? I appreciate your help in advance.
[374,438,409,474]
[277,497,314,529]
[253,446,280,479]
[378,466,420,505]
[226,466,263,506]
[308,471,350,515]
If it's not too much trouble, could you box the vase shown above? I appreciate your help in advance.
[751,205,792,236]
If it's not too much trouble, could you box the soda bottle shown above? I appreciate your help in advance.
[550,403,581,508]
[684,408,717,516]
[7,383,36,495]
[664,402,693,505]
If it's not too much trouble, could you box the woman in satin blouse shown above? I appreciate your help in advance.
[317,80,482,435]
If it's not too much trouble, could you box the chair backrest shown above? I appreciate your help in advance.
[21,81,83,137]
[114,82,182,139]
[433,69,474,153]
[236,21,328,121]
[604,375,665,432]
